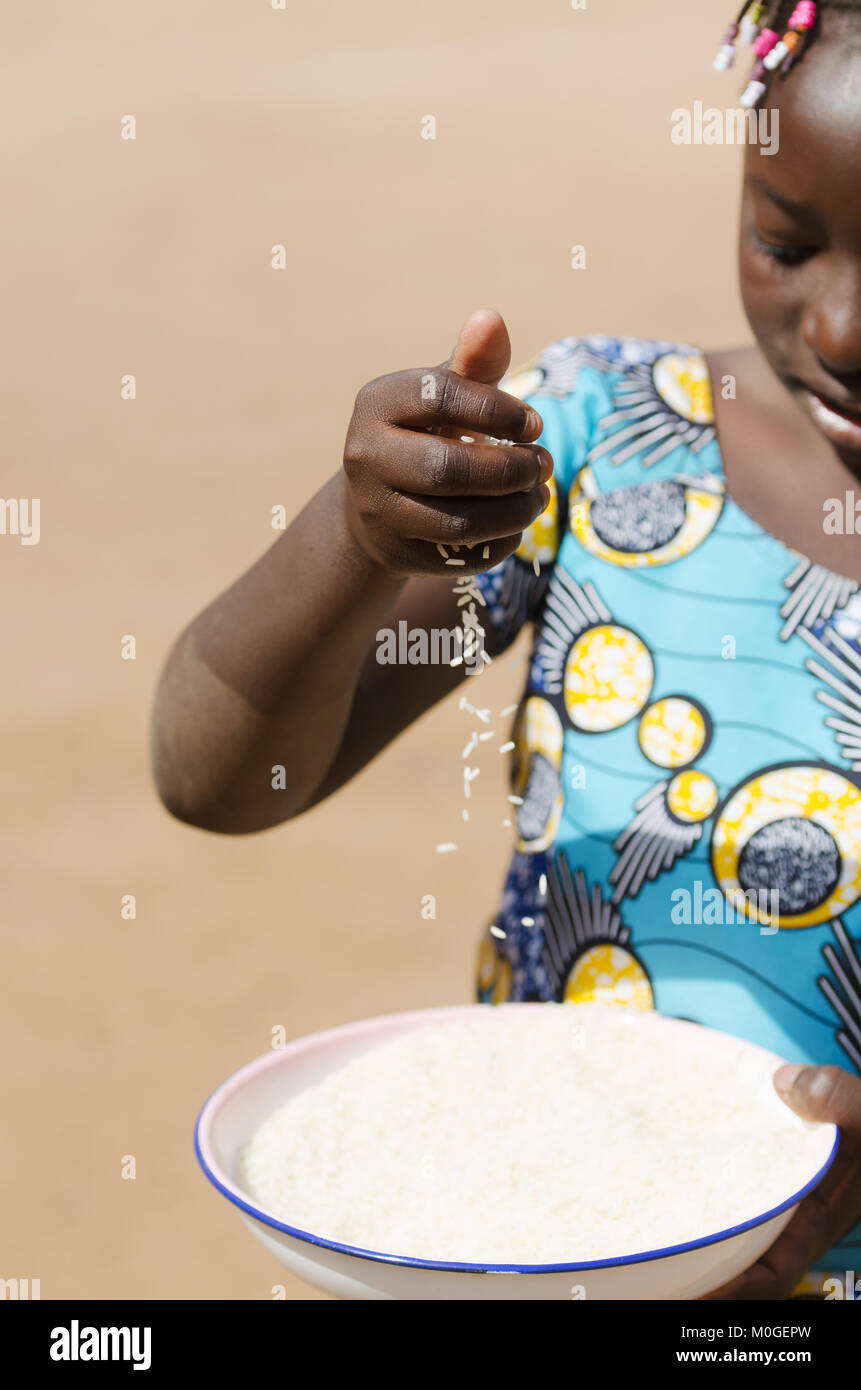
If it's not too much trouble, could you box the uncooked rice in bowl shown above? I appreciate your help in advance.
[236,1004,825,1265]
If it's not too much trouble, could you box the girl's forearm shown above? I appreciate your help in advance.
[151,472,406,832]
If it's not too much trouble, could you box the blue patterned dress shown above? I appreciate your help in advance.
[472,335,861,1278]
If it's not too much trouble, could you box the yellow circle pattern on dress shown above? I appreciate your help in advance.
[513,697,565,852]
[516,472,559,567]
[569,468,724,569]
[563,625,654,732]
[638,698,709,769]
[652,353,714,425]
[514,697,564,776]
[562,943,654,1009]
[711,765,861,927]
[667,770,719,824]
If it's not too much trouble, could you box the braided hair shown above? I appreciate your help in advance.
[713,2,857,107]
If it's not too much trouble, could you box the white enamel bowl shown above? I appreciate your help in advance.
[195,1005,838,1301]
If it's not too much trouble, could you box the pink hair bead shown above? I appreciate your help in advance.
[753,28,779,56]
[790,1,816,27]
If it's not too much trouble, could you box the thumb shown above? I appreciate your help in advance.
[774,1063,861,1137]
[445,308,512,386]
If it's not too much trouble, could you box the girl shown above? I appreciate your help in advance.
[153,2,861,1296]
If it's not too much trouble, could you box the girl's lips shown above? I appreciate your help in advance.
[802,388,861,452]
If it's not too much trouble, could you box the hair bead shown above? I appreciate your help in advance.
[739,2,767,45]
[713,21,741,70]
[763,39,790,69]
[782,1,817,72]
[753,28,779,56]
[714,0,820,101]
[740,79,768,107]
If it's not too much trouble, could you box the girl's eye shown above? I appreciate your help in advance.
[751,232,815,267]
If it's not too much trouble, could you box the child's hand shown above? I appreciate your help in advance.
[706,1064,861,1299]
[341,308,553,576]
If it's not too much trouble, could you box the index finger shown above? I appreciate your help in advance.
[365,366,544,443]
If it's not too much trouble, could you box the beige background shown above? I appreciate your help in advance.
[2,0,751,1299]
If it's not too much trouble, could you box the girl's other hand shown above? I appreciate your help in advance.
[706,1064,861,1299]
[341,308,553,577]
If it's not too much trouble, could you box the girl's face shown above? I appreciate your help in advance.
[739,24,861,468]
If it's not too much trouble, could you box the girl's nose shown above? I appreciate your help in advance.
[802,262,861,383]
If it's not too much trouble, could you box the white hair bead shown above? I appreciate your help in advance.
[713,44,736,72]
[763,39,789,70]
[740,79,767,108]
[740,17,759,45]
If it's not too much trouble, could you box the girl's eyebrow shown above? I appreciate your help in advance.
[746,172,812,218]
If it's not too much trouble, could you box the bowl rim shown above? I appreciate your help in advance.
[194,1004,841,1275]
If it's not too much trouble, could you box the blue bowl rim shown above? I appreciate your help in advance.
[194,1019,842,1276]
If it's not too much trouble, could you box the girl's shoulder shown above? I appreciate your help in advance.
[501,333,719,495]
[474,333,722,649]
[501,333,703,401]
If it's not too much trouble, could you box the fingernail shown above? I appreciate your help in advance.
[524,408,543,438]
[774,1063,804,1094]
[538,452,554,484]
[537,483,551,510]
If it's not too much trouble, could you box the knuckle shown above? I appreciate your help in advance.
[355,372,403,422]
[435,370,459,420]
[429,439,459,493]
[418,368,444,413]
[476,391,503,435]
[342,427,373,477]
[497,447,531,492]
[480,392,522,439]
[441,507,471,543]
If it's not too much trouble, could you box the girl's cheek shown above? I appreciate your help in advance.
[740,246,801,344]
